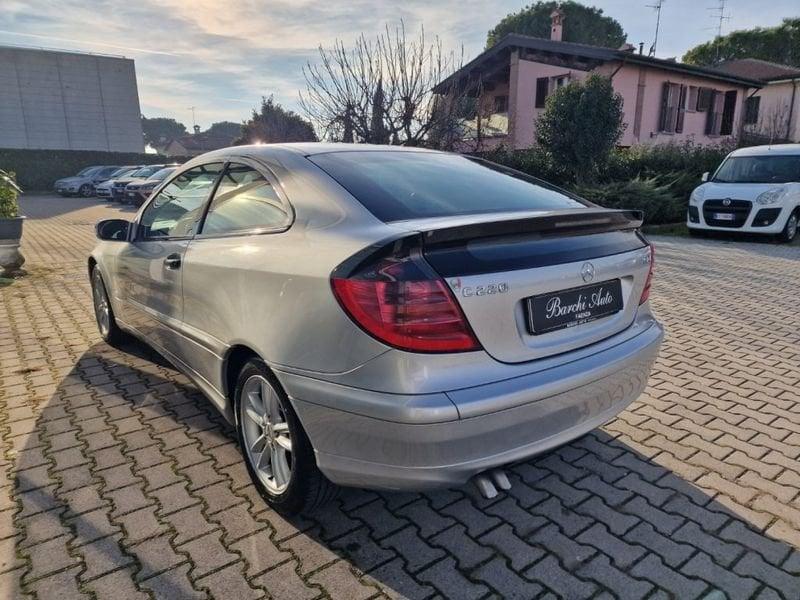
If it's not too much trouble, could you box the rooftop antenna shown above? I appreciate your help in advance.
[706,0,731,61]
[188,106,197,131]
[646,0,665,57]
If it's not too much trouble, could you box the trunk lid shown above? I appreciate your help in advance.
[392,209,651,363]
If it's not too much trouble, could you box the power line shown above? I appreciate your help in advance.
[646,0,665,57]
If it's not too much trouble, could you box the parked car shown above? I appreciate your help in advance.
[687,144,800,243]
[110,165,168,202]
[89,144,663,515]
[123,166,178,206]
[55,165,120,197]
[96,166,143,200]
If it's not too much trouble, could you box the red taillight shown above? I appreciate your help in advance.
[639,245,655,305]
[332,255,481,353]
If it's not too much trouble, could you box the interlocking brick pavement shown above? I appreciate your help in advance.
[2,194,800,599]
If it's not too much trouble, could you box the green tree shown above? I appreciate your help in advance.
[140,116,187,148]
[683,18,800,67]
[204,121,243,142]
[486,1,626,49]
[536,74,625,182]
[235,96,317,144]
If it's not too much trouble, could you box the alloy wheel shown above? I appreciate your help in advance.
[92,271,111,337]
[240,374,293,494]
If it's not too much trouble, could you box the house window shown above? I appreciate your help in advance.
[696,87,713,112]
[553,75,570,89]
[493,95,508,114]
[687,86,698,113]
[535,77,549,108]
[720,90,738,135]
[659,82,686,133]
[744,96,760,125]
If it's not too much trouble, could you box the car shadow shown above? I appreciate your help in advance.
[9,337,800,598]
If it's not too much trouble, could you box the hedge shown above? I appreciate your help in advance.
[477,140,744,224]
[0,148,190,192]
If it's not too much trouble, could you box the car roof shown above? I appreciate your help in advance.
[181,143,444,167]
[729,144,800,157]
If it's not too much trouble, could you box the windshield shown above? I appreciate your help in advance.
[77,166,100,176]
[309,152,587,222]
[130,166,162,178]
[148,167,176,181]
[713,155,800,184]
[110,167,136,177]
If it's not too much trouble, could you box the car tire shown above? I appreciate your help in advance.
[79,184,94,197]
[234,359,337,515]
[779,210,798,243]
[91,267,129,347]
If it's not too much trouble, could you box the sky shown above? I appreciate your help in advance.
[1,1,796,129]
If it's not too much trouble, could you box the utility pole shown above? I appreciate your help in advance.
[646,0,665,57]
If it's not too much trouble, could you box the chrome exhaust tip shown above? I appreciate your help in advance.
[472,468,511,499]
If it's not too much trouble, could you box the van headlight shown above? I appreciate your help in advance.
[689,186,706,205]
[756,187,788,205]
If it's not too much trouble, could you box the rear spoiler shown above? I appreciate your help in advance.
[420,209,644,246]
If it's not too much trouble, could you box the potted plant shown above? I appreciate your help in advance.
[0,169,25,276]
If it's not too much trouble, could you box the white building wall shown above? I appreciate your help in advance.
[0,46,144,152]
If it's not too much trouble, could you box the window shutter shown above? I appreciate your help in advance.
[676,85,687,133]
[535,78,549,108]
[659,82,671,132]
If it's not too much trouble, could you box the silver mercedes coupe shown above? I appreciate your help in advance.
[89,144,663,514]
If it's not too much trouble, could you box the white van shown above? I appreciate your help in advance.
[687,144,800,243]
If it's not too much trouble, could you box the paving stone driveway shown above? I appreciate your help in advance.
[2,195,800,600]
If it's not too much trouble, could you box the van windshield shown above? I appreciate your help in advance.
[713,155,800,184]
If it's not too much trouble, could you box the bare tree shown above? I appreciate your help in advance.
[300,22,474,148]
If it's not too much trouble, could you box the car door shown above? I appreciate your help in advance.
[115,162,224,360]
[179,160,294,392]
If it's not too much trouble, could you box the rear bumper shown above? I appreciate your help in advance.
[281,319,663,491]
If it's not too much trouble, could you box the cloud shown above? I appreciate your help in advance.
[1,0,796,127]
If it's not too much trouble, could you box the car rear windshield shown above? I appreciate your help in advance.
[308,151,587,222]
[713,155,800,184]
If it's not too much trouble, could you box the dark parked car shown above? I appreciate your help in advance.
[124,166,178,206]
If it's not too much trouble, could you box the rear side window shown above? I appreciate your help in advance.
[200,163,289,235]
[309,151,586,222]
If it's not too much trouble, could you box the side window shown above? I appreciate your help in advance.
[139,163,223,239]
[200,163,289,235]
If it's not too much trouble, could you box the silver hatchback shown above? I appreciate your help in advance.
[89,144,663,514]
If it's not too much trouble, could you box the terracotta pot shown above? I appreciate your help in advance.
[0,216,25,275]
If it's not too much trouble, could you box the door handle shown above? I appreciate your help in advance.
[164,253,182,270]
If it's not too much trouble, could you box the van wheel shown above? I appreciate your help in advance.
[779,210,798,243]
[235,359,337,515]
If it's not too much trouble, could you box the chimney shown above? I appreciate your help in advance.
[550,7,564,42]
[639,42,644,55]
[193,124,200,135]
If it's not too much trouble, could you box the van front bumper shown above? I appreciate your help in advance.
[279,320,664,491]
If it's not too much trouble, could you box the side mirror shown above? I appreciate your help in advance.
[96,219,130,241]
[701,172,709,182]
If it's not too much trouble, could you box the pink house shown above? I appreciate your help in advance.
[436,13,762,150]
